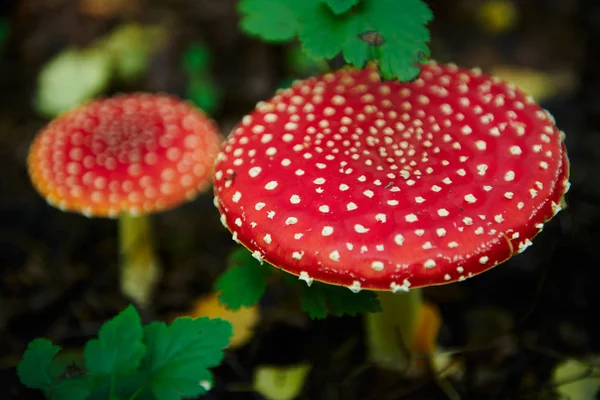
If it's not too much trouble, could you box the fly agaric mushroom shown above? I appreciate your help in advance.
[213,62,570,370]
[28,93,222,306]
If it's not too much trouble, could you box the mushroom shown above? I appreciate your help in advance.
[212,62,570,370]
[28,93,222,306]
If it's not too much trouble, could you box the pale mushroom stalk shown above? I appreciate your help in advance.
[365,290,424,371]
[119,213,160,307]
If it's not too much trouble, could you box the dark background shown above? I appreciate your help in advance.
[0,0,599,399]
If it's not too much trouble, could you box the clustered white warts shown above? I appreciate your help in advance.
[31,95,219,217]
[213,62,569,290]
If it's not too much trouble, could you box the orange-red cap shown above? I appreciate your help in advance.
[28,93,222,217]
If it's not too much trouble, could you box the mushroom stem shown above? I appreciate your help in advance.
[118,213,161,307]
[365,289,424,372]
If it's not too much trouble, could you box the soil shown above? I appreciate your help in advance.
[1,0,599,399]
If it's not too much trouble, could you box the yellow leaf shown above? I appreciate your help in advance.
[413,301,441,356]
[253,364,312,400]
[188,292,259,349]
[490,65,578,103]
[478,0,519,34]
[553,358,600,400]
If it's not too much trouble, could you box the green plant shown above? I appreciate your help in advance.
[216,247,381,319]
[17,305,232,400]
[239,0,433,81]
[183,42,222,114]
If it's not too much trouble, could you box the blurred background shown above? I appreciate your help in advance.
[1,0,599,398]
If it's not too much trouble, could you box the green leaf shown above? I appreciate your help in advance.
[364,0,432,80]
[301,0,432,81]
[187,77,220,114]
[143,317,232,400]
[36,47,112,117]
[183,42,210,73]
[84,305,146,376]
[48,348,85,382]
[323,0,359,15]
[298,3,351,59]
[215,247,274,310]
[17,338,61,391]
[238,0,432,82]
[49,377,91,400]
[300,282,382,319]
[239,0,301,41]
[300,289,328,319]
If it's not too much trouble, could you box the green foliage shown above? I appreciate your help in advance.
[84,305,145,376]
[183,43,222,114]
[216,247,382,318]
[17,305,232,400]
[238,0,433,81]
[36,47,113,117]
[143,317,232,399]
[239,0,300,41]
[18,339,62,392]
[215,247,274,310]
[324,0,360,14]
[300,282,382,319]
[36,23,165,117]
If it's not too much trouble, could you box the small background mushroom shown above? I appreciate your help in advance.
[1,0,599,399]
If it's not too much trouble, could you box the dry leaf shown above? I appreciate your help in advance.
[188,292,259,349]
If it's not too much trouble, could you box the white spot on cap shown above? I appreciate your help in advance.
[265,181,278,190]
[354,224,369,233]
[424,259,436,268]
[509,145,522,155]
[464,194,477,203]
[299,271,313,286]
[329,250,341,261]
[518,239,533,253]
[390,279,411,293]
[371,261,384,271]
[322,226,334,236]
[394,234,405,246]
[348,281,362,293]
[252,251,264,263]
[405,214,418,222]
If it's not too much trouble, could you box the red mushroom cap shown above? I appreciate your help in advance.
[213,62,570,292]
[28,93,222,218]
